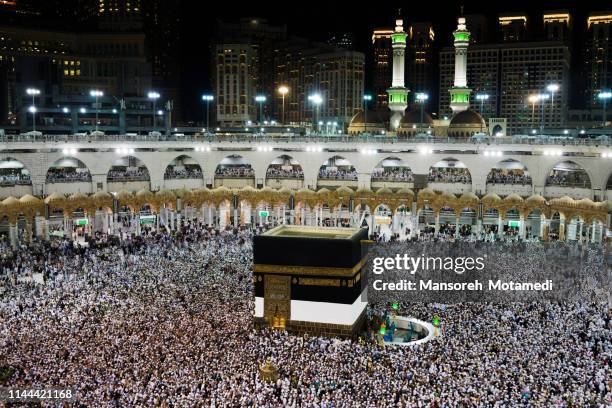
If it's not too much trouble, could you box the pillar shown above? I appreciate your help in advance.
[455,216,460,239]
[519,214,526,240]
[63,215,71,239]
[541,216,549,242]
[497,214,504,239]
[434,212,440,237]
[8,223,18,248]
[558,215,565,241]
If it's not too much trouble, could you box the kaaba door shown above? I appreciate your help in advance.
[264,275,291,329]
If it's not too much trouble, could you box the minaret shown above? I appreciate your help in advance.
[387,15,409,130]
[449,15,471,114]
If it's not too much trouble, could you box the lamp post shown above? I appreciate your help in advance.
[528,94,539,130]
[89,89,104,132]
[538,93,550,134]
[598,91,612,127]
[255,95,266,124]
[278,86,289,125]
[415,93,429,129]
[26,88,40,132]
[308,93,323,133]
[363,94,372,134]
[546,84,559,128]
[147,91,160,131]
[202,94,214,134]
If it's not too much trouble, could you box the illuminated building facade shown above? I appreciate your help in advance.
[0,25,151,125]
[498,14,528,42]
[274,43,364,126]
[407,22,434,110]
[585,12,612,109]
[371,28,393,110]
[543,11,571,42]
[440,42,569,133]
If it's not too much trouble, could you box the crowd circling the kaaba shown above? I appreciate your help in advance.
[0,222,610,407]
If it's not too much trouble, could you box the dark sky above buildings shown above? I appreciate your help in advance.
[177,0,609,118]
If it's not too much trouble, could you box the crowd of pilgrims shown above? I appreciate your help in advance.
[486,168,532,185]
[107,168,150,181]
[371,167,414,182]
[428,168,472,184]
[0,223,609,407]
[45,169,92,183]
[215,166,255,178]
[164,166,203,180]
[318,167,358,180]
[546,170,591,188]
[266,167,304,179]
[0,171,30,186]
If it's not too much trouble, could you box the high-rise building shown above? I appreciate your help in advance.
[387,18,409,129]
[585,12,612,110]
[0,25,152,125]
[439,47,499,120]
[440,41,570,134]
[449,17,471,114]
[371,28,393,110]
[498,43,569,132]
[97,0,143,31]
[543,11,571,42]
[212,18,288,124]
[273,41,365,126]
[214,19,363,127]
[407,22,434,110]
[498,13,528,42]
[465,14,489,44]
[214,44,257,124]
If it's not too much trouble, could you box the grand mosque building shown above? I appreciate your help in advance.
[0,13,610,247]
[348,15,487,137]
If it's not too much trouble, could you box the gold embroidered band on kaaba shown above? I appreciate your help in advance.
[253,255,368,277]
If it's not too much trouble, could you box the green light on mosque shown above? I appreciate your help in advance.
[451,92,470,103]
[454,32,470,42]
[379,326,386,335]
[433,315,440,327]
[391,302,399,310]
[391,33,406,43]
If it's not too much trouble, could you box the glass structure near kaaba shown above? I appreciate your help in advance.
[253,225,369,336]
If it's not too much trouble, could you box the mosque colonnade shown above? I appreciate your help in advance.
[0,186,608,248]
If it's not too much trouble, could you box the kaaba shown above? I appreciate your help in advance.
[253,225,369,337]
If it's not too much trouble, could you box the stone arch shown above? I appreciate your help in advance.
[428,157,472,185]
[371,157,413,183]
[265,155,304,181]
[107,156,151,183]
[545,160,591,189]
[46,157,91,183]
[317,155,357,187]
[164,155,203,180]
[215,154,254,178]
[486,159,532,186]
[0,157,32,185]
[214,154,255,187]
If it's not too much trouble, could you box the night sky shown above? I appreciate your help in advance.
[178,0,610,119]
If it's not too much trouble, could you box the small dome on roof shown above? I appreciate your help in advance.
[349,109,389,126]
[449,110,485,127]
[400,110,433,125]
